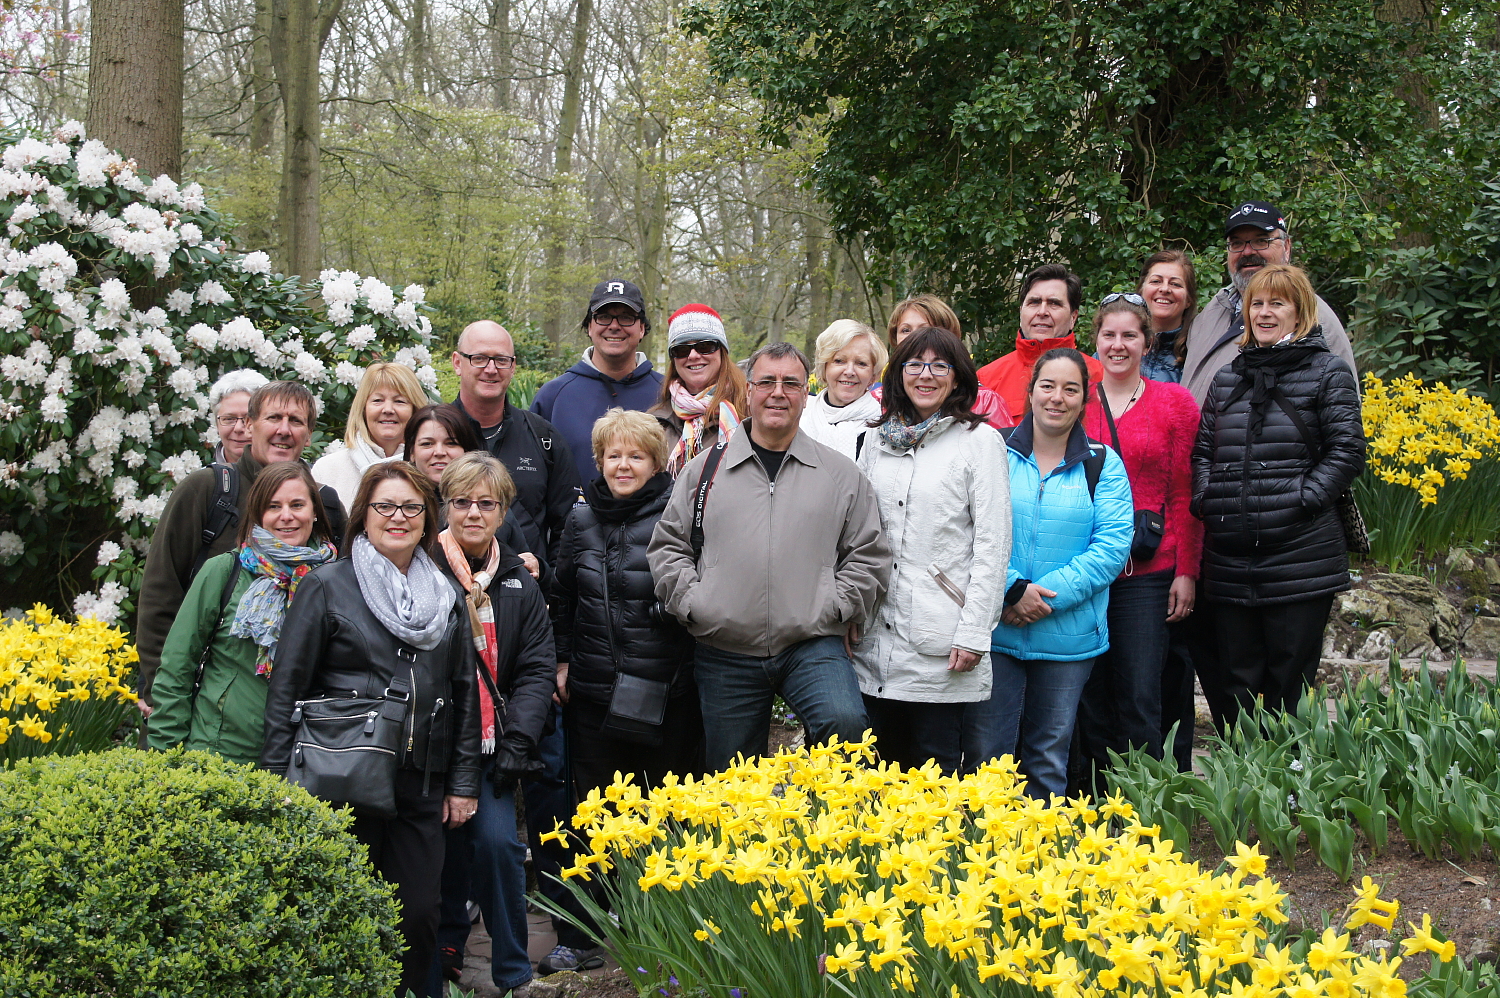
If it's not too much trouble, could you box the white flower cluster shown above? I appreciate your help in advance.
[0,530,22,563]
[73,580,129,624]
[319,270,430,338]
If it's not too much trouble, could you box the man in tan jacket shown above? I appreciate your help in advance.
[649,342,891,770]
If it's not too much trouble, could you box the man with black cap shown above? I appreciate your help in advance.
[1182,200,1357,403]
[532,279,665,485]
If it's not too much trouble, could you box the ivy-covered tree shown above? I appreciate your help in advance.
[685,0,1500,353]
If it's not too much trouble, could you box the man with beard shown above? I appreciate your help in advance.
[1182,201,1357,404]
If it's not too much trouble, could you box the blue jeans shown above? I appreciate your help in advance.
[694,635,869,770]
[1076,570,1172,793]
[431,771,532,992]
[975,652,1095,799]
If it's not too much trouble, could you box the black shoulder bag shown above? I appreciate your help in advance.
[600,558,676,747]
[1269,387,1371,555]
[1099,398,1165,562]
[288,668,412,819]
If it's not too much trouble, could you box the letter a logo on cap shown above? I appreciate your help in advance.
[608,282,624,294]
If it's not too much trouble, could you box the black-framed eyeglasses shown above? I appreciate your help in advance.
[748,378,807,395]
[669,340,723,360]
[457,351,516,370]
[591,311,641,328]
[901,360,954,377]
[1227,235,1285,253]
[369,501,426,518]
[1100,292,1146,307]
[447,498,501,512]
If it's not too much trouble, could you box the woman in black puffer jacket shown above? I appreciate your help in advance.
[552,408,701,794]
[1192,265,1365,729]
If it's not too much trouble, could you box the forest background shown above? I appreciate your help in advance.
[5,0,1500,384]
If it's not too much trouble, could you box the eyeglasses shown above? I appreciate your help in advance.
[457,351,516,370]
[591,311,640,328]
[368,501,426,518]
[216,415,248,428]
[1100,292,1146,307]
[1227,235,1286,253]
[447,498,501,512]
[901,360,954,378]
[748,378,807,395]
[669,340,723,360]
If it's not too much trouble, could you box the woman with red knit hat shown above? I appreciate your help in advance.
[1072,292,1203,796]
[650,304,749,476]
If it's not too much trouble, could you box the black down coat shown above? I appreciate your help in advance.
[1191,328,1366,605]
[551,473,695,705]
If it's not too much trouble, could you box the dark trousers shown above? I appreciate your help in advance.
[567,692,704,799]
[863,695,965,775]
[350,770,446,998]
[1206,594,1335,730]
[522,705,594,951]
[1075,570,1172,795]
[1160,619,1197,771]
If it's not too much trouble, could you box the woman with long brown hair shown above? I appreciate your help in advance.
[1137,250,1198,383]
[649,304,749,476]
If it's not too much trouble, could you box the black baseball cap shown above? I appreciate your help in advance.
[588,279,645,316]
[1225,200,1286,235]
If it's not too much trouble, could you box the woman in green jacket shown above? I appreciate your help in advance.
[148,462,338,765]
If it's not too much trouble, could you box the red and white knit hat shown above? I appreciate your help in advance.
[667,304,729,351]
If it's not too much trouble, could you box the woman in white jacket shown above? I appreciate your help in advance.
[853,326,1011,773]
[311,362,427,509]
[799,319,887,460]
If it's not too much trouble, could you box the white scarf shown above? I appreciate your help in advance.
[350,534,455,651]
[347,436,401,475]
[813,389,881,426]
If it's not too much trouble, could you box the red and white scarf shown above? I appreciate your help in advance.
[438,530,502,753]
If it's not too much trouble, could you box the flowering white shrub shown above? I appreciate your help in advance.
[0,123,438,623]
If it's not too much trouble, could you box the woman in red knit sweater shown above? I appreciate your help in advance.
[1074,293,1203,795]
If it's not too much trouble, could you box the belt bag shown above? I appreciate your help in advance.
[289,671,412,819]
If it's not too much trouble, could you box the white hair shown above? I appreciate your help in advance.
[208,369,270,410]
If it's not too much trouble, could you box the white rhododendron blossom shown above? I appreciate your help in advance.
[0,124,436,619]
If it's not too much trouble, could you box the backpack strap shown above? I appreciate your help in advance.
[191,560,244,702]
[192,463,242,579]
[854,431,866,460]
[1003,426,1104,499]
[689,439,730,562]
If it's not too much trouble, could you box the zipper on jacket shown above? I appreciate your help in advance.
[405,666,417,756]
[422,698,444,797]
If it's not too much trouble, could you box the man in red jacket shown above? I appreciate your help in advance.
[977,264,1103,422]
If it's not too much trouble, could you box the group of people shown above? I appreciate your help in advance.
[133,199,1367,997]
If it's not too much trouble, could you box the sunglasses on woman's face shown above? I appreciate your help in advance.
[669,340,723,360]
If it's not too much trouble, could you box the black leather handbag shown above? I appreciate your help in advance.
[288,673,411,818]
[598,559,673,746]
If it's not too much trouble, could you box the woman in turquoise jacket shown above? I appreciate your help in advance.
[977,349,1133,798]
[148,462,337,765]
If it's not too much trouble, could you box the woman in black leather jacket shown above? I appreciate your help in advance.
[1191,264,1365,729]
[262,461,480,998]
[552,408,701,795]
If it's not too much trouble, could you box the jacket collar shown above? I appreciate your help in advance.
[723,420,822,470]
[236,447,266,482]
[1012,331,1081,365]
[451,393,511,432]
[1005,413,1096,472]
[577,348,655,384]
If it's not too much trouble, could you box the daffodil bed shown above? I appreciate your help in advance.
[0,604,138,767]
[1357,375,1500,571]
[547,737,1487,998]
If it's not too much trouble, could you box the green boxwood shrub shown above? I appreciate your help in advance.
[0,748,401,997]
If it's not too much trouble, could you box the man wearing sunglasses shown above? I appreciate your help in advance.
[977,263,1104,422]
[1182,200,1357,403]
[532,278,665,485]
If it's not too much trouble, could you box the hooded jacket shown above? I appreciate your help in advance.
[990,416,1134,662]
[977,334,1105,423]
[1191,329,1365,605]
[531,351,665,484]
[551,473,695,704]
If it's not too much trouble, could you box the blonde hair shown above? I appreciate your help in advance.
[591,408,668,472]
[1239,264,1319,346]
[346,362,428,449]
[439,451,516,511]
[814,320,887,384]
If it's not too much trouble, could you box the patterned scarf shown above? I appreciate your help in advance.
[437,529,503,753]
[668,381,741,475]
[229,525,337,676]
[350,534,455,651]
[876,411,946,453]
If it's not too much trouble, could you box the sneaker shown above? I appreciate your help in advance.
[536,944,604,975]
[438,945,463,984]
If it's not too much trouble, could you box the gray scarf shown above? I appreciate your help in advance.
[350,534,455,651]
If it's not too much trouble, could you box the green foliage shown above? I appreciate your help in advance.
[1349,180,1500,399]
[685,0,1500,356]
[1108,661,1500,881]
[0,748,401,996]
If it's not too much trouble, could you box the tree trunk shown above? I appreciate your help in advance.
[269,0,344,279]
[87,0,183,179]
[803,216,827,356]
[488,0,512,109]
[541,0,593,344]
[249,0,277,151]
[637,116,669,327]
